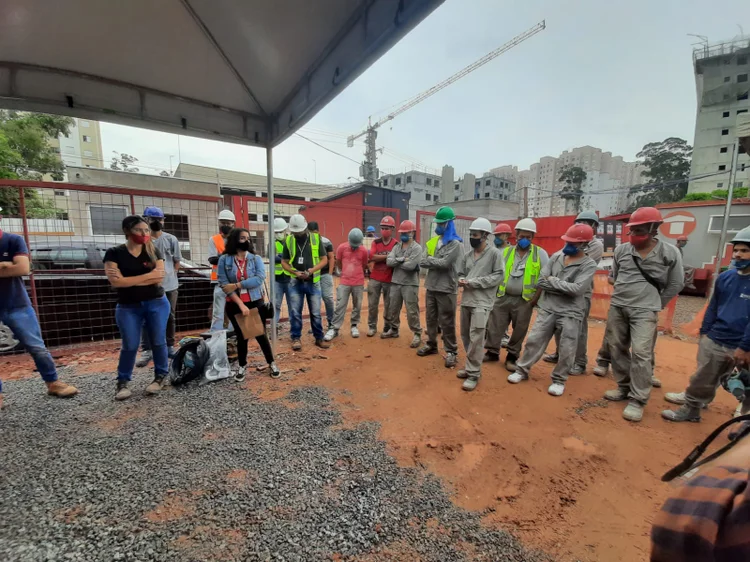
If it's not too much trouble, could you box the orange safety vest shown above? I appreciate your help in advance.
[210,233,226,281]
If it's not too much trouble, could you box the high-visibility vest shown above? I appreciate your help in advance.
[285,233,321,282]
[425,236,440,257]
[210,233,226,281]
[275,240,292,277]
[496,245,542,301]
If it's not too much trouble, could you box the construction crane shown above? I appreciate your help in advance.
[348,20,546,184]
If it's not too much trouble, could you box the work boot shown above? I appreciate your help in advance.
[417,344,438,357]
[456,369,469,379]
[593,362,609,377]
[444,353,458,368]
[501,334,509,348]
[381,329,399,339]
[269,362,281,379]
[651,377,662,388]
[505,353,518,372]
[315,339,331,350]
[507,372,528,384]
[145,376,167,395]
[462,377,479,391]
[46,380,79,398]
[483,351,500,363]
[135,350,152,368]
[323,328,338,342]
[569,364,586,376]
[543,352,559,364]
[367,327,377,337]
[410,333,421,348]
[664,391,686,405]
[604,388,628,402]
[291,339,302,351]
[661,405,701,423]
[548,383,565,397]
[351,326,360,339]
[622,401,644,422]
[0,394,3,410]
[115,381,132,401]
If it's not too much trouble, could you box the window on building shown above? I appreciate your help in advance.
[454,196,459,201]
[485,179,491,186]
[475,181,480,188]
[739,55,748,65]
[52,147,60,154]
[425,178,432,186]
[717,183,724,188]
[81,120,90,128]
[89,205,127,235]
[737,181,746,188]
[434,180,440,188]
[454,184,459,190]
[739,109,749,115]
[406,175,412,183]
[395,177,401,186]
[82,135,91,142]
[484,192,490,198]
[382,178,388,186]
[719,165,727,171]
[249,213,258,221]
[721,147,728,153]
[739,74,748,83]
[425,193,431,201]
[725,76,732,83]
[739,92,749,101]
[53,190,68,197]
[83,150,93,157]
[723,111,731,118]
[722,129,730,135]
[708,214,750,233]
[434,197,439,203]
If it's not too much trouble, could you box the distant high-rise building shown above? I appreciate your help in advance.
[688,38,750,194]
[49,118,104,172]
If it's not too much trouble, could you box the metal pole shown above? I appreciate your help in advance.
[18,187,40,316]
[714,139,740,275]
[266,147,276,352]
[523,185,528,217]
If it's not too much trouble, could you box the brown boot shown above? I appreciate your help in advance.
[0,393,4,410]
[145,377,167,395]
[46,380,79,398]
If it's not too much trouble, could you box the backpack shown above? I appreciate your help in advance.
[169,336,211,385]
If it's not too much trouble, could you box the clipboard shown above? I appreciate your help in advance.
[234,308,265,339]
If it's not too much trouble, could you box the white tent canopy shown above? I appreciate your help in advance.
[0,0,443,147]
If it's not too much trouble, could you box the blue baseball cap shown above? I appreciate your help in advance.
[143,206,165,218]
[366,225,376,232]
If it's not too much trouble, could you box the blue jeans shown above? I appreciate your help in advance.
[288,279,323,340]
[319,273,335,326]
[274,279,292,323]
[0,305,57,393]
[116,296,170,382]
[210,283,226,331]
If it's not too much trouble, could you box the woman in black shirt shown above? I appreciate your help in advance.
[104,215,170,401]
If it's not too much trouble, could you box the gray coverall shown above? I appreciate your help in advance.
[386,241,423,336]
[420,239,462,354]
[458,245,504,380]
[515,252,597,384]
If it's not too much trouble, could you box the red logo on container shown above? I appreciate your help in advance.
[659,211,697,239]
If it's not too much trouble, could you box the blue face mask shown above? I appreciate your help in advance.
[400,234,410,243]
[517,238,531,250]
[562,243,580,256]
[733,259,750,270]
[435,225,446,236]
[494,237,505,248]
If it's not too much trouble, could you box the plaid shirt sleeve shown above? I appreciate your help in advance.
[651,465,750,562]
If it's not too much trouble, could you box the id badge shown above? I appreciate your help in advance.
[297,257,304,265]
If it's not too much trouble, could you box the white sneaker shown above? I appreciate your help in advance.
[351,326,360,338]
[548,383,565,397]
[507,372,528,384]
[323,328,337,342]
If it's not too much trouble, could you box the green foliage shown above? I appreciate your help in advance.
[627,137,692,211]
[681,192,712,201]
[558,166,587,214]
[0,188,63,219]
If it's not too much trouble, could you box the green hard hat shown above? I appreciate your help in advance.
[434,206,456,223]
[575,210,599,225]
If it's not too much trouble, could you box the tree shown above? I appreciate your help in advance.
[627,137,692,211]
[110,151,140,173]
[558,166,587,214]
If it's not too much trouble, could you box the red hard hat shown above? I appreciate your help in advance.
[561,224,594,243]
[677,235,688,242]
[380,216,396,227]
[494,223,512,235]
[397,219,416,233]
[627,207,663,227]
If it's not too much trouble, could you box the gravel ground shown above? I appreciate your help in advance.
[672,295,707,328]
[0,376,551,562]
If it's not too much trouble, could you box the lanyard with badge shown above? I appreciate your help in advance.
[296,237,308,267]
[234,256,248,298]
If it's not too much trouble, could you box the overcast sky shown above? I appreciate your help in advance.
[100,0,748,186]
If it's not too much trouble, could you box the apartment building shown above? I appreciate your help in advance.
[688,38,750,194]
[49,118,104,170]
[378,169,444,220]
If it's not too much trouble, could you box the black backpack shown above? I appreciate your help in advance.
[169,337,211,385]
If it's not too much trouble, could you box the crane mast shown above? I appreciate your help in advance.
[348,20,546,184]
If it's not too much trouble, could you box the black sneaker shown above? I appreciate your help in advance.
[269,362,281,379]
[417,344,438,357]
[483,351,500,363]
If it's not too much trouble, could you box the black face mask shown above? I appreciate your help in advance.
[237,241,250,252]
[469,237,482,249]
[295,232,307,240]
[220,225,232,235]
[149,220,163,232]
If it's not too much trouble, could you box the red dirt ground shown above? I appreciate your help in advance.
[1,308,734,562]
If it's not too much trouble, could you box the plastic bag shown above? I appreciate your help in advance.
[203,330,231,382]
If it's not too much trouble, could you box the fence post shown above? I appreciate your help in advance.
[18,187,40,316]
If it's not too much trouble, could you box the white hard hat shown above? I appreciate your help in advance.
[288,214,308,233]
[469,217,493,234]
[218,209,236,221]
[515,217,537,233]
[273,217,288,233]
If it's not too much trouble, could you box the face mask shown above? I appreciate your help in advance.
[733,259,750,270]
[295,232,307,240]
[562,243,580,256]
[220,225,232,235]
[400,234,411,243]
[517,238,531,250]
[149,220,163,232]
[494,237,505,248]
[629,234,651,248]
[469,237,482,249]
[381,229,392,238]
[435,225,446,236]
[350,244,360,251]
[132,234,150,245]
[275,232,285,241]
[237,241,250,252]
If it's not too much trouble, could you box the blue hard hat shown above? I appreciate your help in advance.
[143,206,165,218]
[366,225,376,232]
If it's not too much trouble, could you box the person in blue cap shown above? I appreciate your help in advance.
[365,225,376,238]
[136,206,181,367]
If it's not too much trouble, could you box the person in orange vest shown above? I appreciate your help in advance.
[208,209,236,331]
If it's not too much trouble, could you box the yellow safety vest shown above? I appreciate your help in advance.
[275,240,292,277]
[496,245,541,301]
[425,236,440,257]
[285,233,321,282]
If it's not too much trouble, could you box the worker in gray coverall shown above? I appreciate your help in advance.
[602,207,683,423]
[507,224,597,397]
[383,219,423,348]
[543,210,604,374]
[456,218,504,391]
[418,206,463,369]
